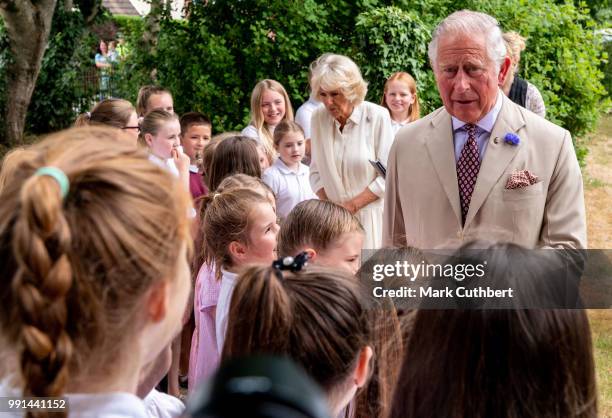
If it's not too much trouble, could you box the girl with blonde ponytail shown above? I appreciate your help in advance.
[0,126,192,418]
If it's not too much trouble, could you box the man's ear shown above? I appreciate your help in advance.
[145,280,169,323]
[498,56,512,86]
[304,248,317,261]
[353,346,373,388]
[228,240,247,263]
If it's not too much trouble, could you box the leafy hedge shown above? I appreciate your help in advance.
[0,0,608,161]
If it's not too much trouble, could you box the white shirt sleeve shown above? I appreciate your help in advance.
[367,109,394,198]
[143,390,185,418]
[241,125,260,141]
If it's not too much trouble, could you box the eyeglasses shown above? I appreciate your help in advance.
[122,126,140,132]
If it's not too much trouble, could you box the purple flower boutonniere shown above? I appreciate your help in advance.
[504,133,520,146]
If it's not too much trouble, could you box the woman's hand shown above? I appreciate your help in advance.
[342,188,379,214]
[316,188,329,200]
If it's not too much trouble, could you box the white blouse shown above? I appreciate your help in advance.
[309,101,393,249]
[215,269,238,353]
[262,158,317,220]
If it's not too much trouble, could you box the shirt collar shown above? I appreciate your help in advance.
[274,157,304,175]
[189,164,199,173]
[347,103,363,126]
[451,90,503,133]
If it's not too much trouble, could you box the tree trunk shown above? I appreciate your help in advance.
[0,0,57,145]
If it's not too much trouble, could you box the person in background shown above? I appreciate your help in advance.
[75,99,140,145]
[262,120,316,220]
[137,85,175,117]
[380,71,421,135]
[295,55,327,164]
[180,112,212,199]
[242,79,294,164]
[95,40,112,100]
[502,31,546,118]
[309,53,394,249]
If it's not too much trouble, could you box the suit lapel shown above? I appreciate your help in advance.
[464,96,526,228]
[426,109,462,226]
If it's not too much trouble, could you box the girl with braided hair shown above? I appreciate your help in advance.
[0,126,192,418]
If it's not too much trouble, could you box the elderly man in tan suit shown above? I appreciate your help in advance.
[383,10,586,250]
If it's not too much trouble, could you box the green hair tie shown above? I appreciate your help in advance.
[35,167,70,199]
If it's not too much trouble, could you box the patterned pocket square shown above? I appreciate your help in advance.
[505,170,539,190]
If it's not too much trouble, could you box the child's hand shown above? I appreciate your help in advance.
[172,145,190,172]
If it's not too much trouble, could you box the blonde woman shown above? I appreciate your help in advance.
[309,54,393,249]
[241,79,294,163]
[502,31,546,118]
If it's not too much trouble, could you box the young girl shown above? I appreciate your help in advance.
[206,135,262,191]
[141,109,190,191]
[189,174,275,392]
[242,79,294,163]
[0,126,191,416]
[279,199,364,274]
[262,120,317,220]
[137,85,174,116]
[222,263,373,418]
[380,72,421,135]
[180,112,212,199]
[75,99,140,144]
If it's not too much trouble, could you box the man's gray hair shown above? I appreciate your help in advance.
[428,10,507,73]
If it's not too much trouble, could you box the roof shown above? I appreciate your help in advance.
[102,0,141,16]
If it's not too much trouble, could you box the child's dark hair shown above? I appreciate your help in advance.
[180,112,212,135]
[206,135,262,191]
[136,85,172,116]
[279,199,363,257]
[390,243,598,418]
[222,265,371,400]
[272,120,304,147]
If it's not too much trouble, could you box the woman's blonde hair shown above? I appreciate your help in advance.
[381,72,421,122]
[503,31,527,65]
[278,199,363,257]
[74,99,136,130]
[311,54,368,106]
[249,79,294,158]
[0,127,190,416]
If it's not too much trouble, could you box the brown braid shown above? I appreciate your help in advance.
[0,126,191,417]
[11,162,74,417]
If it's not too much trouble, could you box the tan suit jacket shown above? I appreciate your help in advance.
[383,94,586,249]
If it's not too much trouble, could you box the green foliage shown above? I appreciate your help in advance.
[354,6,439,112]
[0,0,607,166]
[469,0,608,138]
[26,6,98,134]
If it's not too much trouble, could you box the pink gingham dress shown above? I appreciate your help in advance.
[188,262,221,393]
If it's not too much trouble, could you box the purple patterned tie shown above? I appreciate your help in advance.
[456,123,480,224]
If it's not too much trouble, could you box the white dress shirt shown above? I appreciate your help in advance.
[295,97,322,139]
[451,91,503,162]
[262,158,317,220]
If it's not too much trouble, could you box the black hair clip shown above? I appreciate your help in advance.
[272,251,310,273]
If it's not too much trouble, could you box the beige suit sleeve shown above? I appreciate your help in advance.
[539,130,587,249]
[382,139,406,247]
[367,110,394,198]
